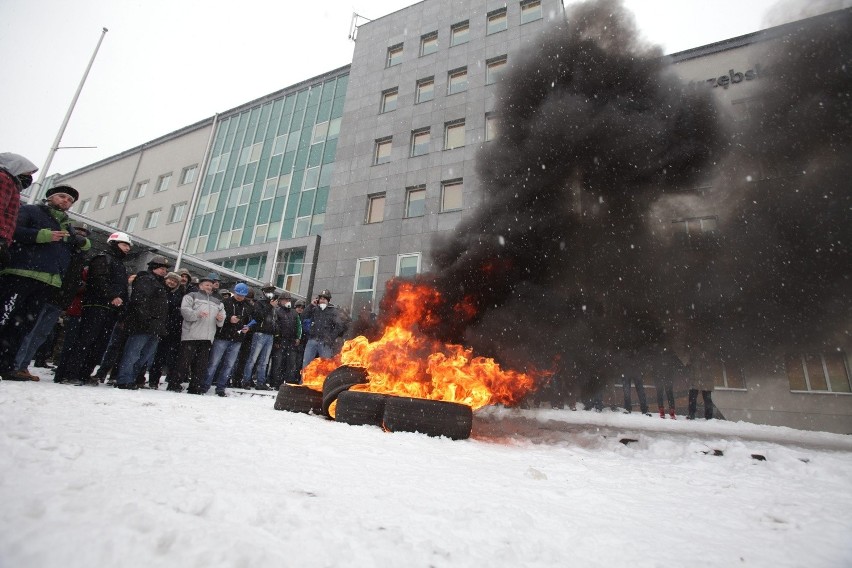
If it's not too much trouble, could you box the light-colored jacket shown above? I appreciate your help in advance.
[180,290,225,342]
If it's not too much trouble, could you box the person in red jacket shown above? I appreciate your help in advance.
[0,152,38,269]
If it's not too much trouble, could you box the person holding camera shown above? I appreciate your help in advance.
[0,185,91,381]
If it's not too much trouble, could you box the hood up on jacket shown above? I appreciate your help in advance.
[0,153,38,177]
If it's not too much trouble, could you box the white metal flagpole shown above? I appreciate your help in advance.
[29,27,109,203]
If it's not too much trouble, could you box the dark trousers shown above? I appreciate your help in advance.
[95,323,128,379]
[174,340,211,391]
[149,332,181,386]
[688,389,714,419]
[622,374,649,413]
[0,276,51,373]
[655,378,676,410]
[269,342,301,387]
[54,315,81,382]
[66,306,120,382]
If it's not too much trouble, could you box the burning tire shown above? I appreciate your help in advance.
[382,397,473,440]
[274,384,323,414]
[334,390,392,427]
[321,366,369,417]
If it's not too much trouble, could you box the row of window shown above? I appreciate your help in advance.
[380,57,507,114]
[374,114,498,165]
[353,253,422,313]
[105,202,188,233]
[76,165,196,215]
[366,179,463,223]
[384,1,542,67]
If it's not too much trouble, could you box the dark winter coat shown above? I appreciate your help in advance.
[50,247,89,309]
[249,299,280,335]
[215,296,252,342]
[164,286,185,338]
[83,243,129,308]
[125,270,169,336]
[302,303,345,346]
[3,203,90,285]
[275,305,302,343]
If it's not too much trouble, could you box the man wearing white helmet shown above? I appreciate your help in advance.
[64,231,132,386]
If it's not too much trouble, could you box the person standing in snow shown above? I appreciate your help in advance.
[201,282,251,397]
[687,351,716,420]
[171,274,225,393]
[0,185,91,381]
[0,152,37,270]
[620,348,651,415]
[240,285,281,391]
[147,271,185,389]
[301,289,346,370]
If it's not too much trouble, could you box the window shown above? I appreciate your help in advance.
[144,209,160,229]
[239,143,262,166]
[405,186,426,218]
[78,199,91,214]
[106,219,118,227]
[352,257,379,315]
[416,78,434,103]
[293,215,311,238]
[441,179,463,211]
[711,360,746,390]
[312,121,329,144]
[374,138,392,165]
[96,193,109,210]
[450,21,469,46]
[133,181,148,199]
[444,121,465,150]
[420,32,438,56]
[123,214,138,233]
[386,44,403,67]
[114,187,128,205]
[396,253,421,277]
[487,8,508,34]
[410,129,430,157]
[272,134,288,156]
[168,202,187,224]
[485,113,499,141]
[486,56,508,85]
[787,352,850,393]
[180,165,198,185]
[448,68,468,95]
[366,194,386,224]
[520,0,543,24]
[155,173,172,193]
[381,88,398,113]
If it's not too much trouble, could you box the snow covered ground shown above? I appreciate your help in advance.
[2,369,851,568]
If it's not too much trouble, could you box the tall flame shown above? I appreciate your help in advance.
[302,281,545,410]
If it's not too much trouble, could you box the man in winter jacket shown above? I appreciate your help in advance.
[171,274,225,393]
[0,152,38,269]
[201,282,251,396]
[65,231,131,386]
[147,271,184,389]
[301,289,346,370]
[114,256,171,390]
[269,292,302,388]
[0,185,91,380]
[240,286,280,390]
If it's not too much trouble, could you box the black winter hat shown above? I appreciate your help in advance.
[45,185,79,202]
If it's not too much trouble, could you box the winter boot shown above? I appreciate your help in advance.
[658,406,666,419]
[669,408,676,420]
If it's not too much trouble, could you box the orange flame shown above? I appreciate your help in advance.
[302,281,545,410]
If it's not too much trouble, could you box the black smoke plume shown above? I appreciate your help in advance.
[381,1,851,398]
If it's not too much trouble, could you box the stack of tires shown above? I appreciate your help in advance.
[274,365,473,440]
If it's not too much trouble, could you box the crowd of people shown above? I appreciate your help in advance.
[0,151,349,397]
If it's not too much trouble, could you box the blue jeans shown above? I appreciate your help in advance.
[242,333,273,387]
[116,334,160,386]
[203,339,242,392]
[14,303,63,370]
[302,338,333,369]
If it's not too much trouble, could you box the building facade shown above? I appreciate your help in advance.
[48,1,850,433]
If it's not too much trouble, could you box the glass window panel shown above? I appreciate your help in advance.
[386,44,403,67]
[181,165,198,185]
[375,139,392,164]
[445,122,465,150]
[356,259,376,290]
[381,89,398,113]
[411,130,430,157]
[123,214,138,232]
[448,69,468,95]
[442,180,463,211]
[397,254,420,277]
[156,173,172,192]
[144,209,160,229]
[328,117,342,139]
[420,33,438,56]
[303,166,320,190]
[293,216,311,238]
[805,354,828,391]
[825,352,851,393]
[318,165,333,188]
[114,187,128,205]
[310,213,324,235]
[367,195,385,223]
[487,9,507,34]
[451,21,469,46]
[787,355,807,390]
[416,79,434,103]
[486,57,507,85]
[312,121,329,144]
[253,224,267,244]
[723,362,746,389]
[78,200,90,214]
[133,181,148,199]
[485,113,499,141]
[406,188,426,217]
[272,134,288,156]
[521,0,543,24]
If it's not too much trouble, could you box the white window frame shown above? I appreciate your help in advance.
[155,173,172,193]
[444,120,465,150]
[396,253,422,277]
[133,181,148,200]
[485,113,499,141]
[78,199,91,214]
[123,214,138,233]
[180,164,198,185]
[144,209,161,230]
[405,186,426,218]
[114,187,128,205]
[96,193,109,210]
[352,257,379,314]
[168,202,187,224]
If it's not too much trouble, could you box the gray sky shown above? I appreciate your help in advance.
[0,0,834,176]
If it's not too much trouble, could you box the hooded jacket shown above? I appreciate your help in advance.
[180,289,225,342]
[125,270,170,337]
[0,153,36,244]
[83,243,129,308]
